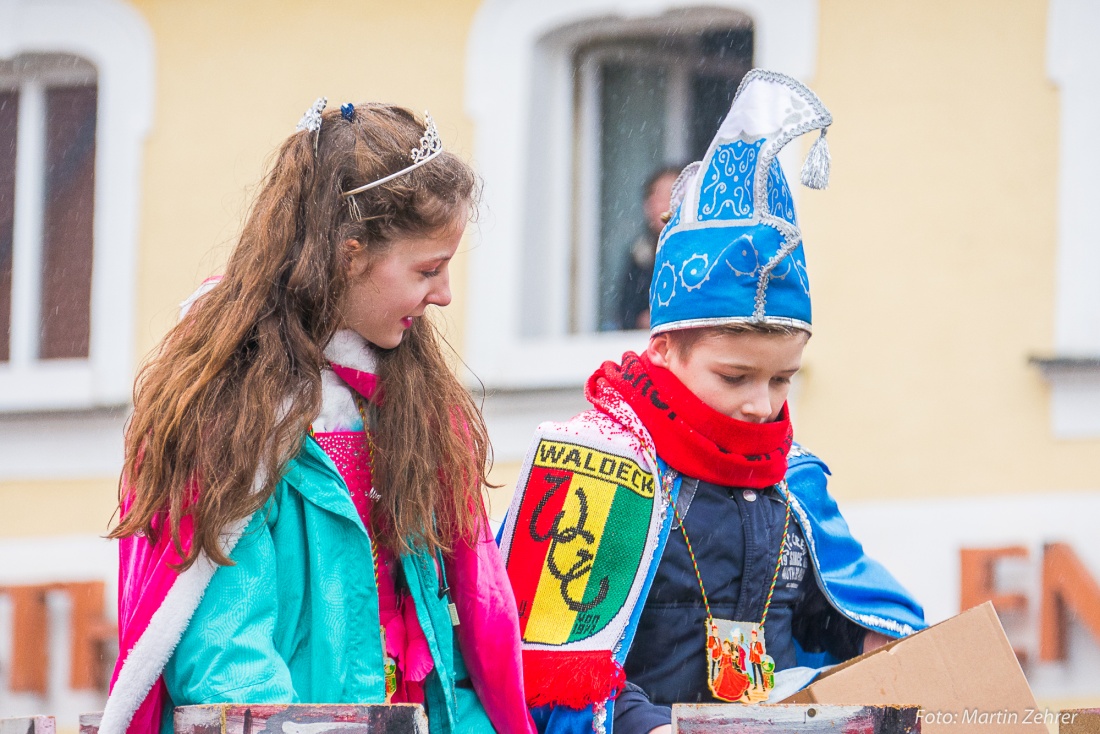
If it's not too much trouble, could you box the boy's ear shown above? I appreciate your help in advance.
[647,333,673,368]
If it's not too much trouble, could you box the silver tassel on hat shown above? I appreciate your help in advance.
[800,127,831,190]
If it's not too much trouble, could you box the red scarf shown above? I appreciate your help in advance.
[586,351,792,488]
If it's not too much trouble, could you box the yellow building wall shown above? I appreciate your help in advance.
[4,0,1094,538]
[0,1,483,540]
[795,0,1100,500]
[128,0,481,363]
[0,479,118,538]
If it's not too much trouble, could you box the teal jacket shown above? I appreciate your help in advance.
[161,437,494,733]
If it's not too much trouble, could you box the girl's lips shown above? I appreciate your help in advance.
[401,317,413,328]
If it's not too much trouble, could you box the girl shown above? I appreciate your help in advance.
[102,102,534,734]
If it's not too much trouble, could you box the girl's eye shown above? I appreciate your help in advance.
[421,268,441,278]
[720,374,745,385]
[771,376,792,385]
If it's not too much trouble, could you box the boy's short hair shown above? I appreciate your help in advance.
[665,322,810,357]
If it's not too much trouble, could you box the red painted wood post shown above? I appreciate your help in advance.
[672,703,921,733]
[4,585,49,694]
[55,581,112,690]
[0,717,57,734]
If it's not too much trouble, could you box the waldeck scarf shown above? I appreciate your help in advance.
[586,351,793,489]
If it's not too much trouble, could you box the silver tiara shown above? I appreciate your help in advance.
[296,97,327,154]
[341,111,443,198]
[296,97,327,134]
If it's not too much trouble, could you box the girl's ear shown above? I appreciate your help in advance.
[344,238,370,278]
[647,333,673,368]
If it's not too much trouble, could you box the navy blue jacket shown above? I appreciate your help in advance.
[614,477,867,733]
[518,439,925,734]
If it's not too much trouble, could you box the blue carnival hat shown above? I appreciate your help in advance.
[649,69,832,335]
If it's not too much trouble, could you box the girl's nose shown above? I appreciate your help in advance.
[427,273,452,307]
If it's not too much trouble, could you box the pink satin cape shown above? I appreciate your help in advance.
[110,476,534,733]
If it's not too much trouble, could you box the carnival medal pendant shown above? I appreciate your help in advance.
[380,625,397,703]
[706,618,775,703]
[383,654,397,703]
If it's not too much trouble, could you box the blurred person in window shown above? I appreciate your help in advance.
[617,167,680,330]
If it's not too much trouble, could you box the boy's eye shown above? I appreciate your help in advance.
[771,376,792,385]
[720,374,745,385]
[421,268,441,278]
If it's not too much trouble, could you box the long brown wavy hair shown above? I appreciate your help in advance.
[111,104,489,569]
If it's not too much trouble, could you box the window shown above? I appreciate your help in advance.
[1040,0,1100,437]
[572,30,752,333]
[1,54,98,365]
[465,0,819,394]
[0,0,153,413]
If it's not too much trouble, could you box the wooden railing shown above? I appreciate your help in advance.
[0,581,115,694]
[79,705,921,733]
[0,717,55,734]
[673,704,921,733]
[78,705,428,734]
[9,705,1099,733]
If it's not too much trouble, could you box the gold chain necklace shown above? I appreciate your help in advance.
[351,395,400,703]
[659,471,791,703]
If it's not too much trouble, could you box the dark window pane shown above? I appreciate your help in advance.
[581,24,753,333]
[40,84,96,360]
[0,90,16,363]
[598,62,667,331]
[699,27,753,62]
[690,73,743,159]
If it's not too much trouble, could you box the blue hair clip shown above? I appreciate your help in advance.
[341,103,355,122]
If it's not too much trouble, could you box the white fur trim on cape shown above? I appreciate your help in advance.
[314,370,361,433]
[178,276,222,320]
[314,330,378,433]
[100,454,271,733]
[99,518,247,734]
[323,329,378,373]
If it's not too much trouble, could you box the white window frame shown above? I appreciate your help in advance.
[464,0,820,389]
[0,0,154,412]
[1042,0,1100,438]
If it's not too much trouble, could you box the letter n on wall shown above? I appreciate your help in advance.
[1041,542,1100,661]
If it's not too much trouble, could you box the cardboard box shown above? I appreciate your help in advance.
[782,602,1046,732]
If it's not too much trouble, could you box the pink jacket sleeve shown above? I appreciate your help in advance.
[449,520,537,734]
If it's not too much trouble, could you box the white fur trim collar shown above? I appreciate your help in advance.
[323,329,378,373]
[314,330,377,432]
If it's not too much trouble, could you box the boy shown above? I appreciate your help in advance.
[497,70,925,734]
